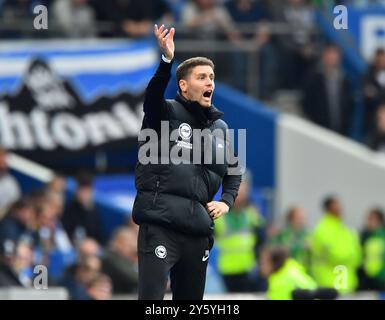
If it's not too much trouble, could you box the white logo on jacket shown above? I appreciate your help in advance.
[202,250,209,262]
[178,123,192,140]
[155,245,167,259]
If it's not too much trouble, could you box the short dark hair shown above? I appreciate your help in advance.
[86,273,112,289]
[286,206,298,224]
[376,47,385,56]
[76,172,93,188]
[268,246,289,273]
[11,197,33,211]
[323,195,337,211]
[176,57,214,91]
[323,42,339,52]
[369,208,385,225]
[6,197,34,219]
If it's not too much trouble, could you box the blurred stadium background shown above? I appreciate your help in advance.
[1,0,385,300]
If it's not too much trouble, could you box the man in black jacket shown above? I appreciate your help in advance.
[132,25,242,300]
[62,173,106,246]
[302,44,354,136]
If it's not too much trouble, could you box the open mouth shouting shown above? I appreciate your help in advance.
[202,90,213,104]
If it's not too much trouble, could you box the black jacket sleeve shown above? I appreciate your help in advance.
[143,58,173,130]
[219,168,242,209]
[219,136,242,208]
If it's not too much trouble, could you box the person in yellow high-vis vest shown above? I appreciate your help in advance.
[359,208,385,290]
[260,246,338,300]
[270,206,311,270]
[309,196,362,294]
[214,174,265,292]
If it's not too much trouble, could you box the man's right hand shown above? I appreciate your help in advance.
[154,24,175,61]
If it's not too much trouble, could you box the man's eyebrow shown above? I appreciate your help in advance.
[196,72,215,76]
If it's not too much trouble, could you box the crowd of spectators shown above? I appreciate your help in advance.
[213,173,385,299]
[0,148,138,299]
[1,152,385,299]
[2,1,385,146]
[2,1,385,145]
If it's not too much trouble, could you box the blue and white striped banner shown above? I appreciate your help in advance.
[0,39,158,101]
[0,39,159,171]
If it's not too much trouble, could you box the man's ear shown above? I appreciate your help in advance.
[179,79,187,93]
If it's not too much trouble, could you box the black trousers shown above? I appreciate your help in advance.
[137,223,213,300]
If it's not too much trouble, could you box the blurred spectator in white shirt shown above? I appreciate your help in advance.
[52,0,97,38]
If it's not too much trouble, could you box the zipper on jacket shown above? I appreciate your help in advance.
[153,177,160,206]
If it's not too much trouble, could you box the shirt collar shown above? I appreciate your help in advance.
[175,92,224,124]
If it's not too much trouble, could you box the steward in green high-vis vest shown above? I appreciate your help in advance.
[215,205,262,275]
[309,196,361,294]
[260,247,317,300]
[360,208,385,290]
[214,176,265,292]
[270,206,310,269]
[363,231,385,281]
